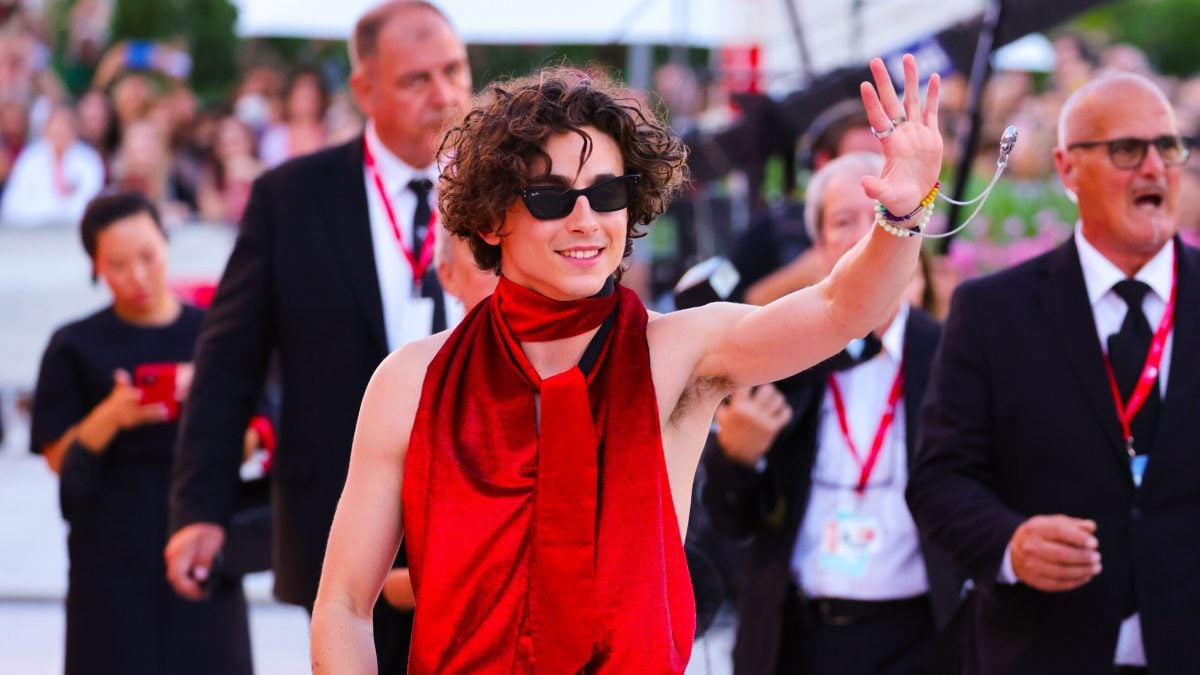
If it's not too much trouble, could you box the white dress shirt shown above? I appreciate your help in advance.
[0,139,105,227]
[362,123,439,351]
[793,304,930,600]
[1075,223,1174,396]
[1000,224,1175,666]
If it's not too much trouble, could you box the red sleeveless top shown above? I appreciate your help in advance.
[402,278,695,673]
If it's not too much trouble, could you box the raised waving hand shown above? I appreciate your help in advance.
[859,54,943,217]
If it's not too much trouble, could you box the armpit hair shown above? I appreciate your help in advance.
[669,373,735,426]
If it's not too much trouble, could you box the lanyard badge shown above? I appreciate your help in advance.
[1102,256,1176,459]
[825,361,905,495]
[363,136,437,282]
[1101,252,1176,485]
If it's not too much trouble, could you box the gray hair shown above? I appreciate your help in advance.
[803,151,884,244]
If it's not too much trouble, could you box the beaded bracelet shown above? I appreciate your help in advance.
[875,199,934,238]
[879,181,941,223]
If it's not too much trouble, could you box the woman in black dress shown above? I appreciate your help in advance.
[30,192,252,675]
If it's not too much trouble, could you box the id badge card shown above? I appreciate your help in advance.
[817,507,884,578]
[1130,454,1149,488]
[396,296,435,347]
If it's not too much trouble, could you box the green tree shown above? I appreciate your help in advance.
[182,0,239,101]
[106,0,238,100]
[1075,0,1200,76]
[110,0,184,41]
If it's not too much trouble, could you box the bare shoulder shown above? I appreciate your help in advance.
[647,301,754,336]
[357,331,452,457]
[380,330,452,377]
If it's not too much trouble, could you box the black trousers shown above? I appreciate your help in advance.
[777,590,936,675]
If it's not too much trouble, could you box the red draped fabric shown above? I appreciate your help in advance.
[402,277,695,673]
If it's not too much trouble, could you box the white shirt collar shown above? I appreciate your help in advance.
[1074,222,1174,307]
[364,122,437,192]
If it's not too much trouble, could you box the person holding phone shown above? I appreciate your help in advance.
[29,192,251,675]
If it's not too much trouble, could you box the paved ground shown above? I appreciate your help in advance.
[0,599,312,675]
[0,414,733,674]
[0,223,318,672]
[0,426,313,674]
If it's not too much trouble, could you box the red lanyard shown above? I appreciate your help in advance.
[1102,257,1176,458]
[362,136,437,282]
[826,360,905,494]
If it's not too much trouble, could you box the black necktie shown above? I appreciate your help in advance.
[1107,279,1160,455]
[408,178,434,259]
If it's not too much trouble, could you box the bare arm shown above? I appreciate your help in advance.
[693,55,941,390]
[311,340,436,673]
[743,248,825,306]
[43,369,169,474]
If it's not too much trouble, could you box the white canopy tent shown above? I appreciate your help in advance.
[232,0,733,47]
[753,0,986,91]
[231,0,996,94]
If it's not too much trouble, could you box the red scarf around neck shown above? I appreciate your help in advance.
[403,276,695,674]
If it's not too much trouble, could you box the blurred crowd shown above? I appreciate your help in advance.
[645,34,1200,317]
[934,34,1200,278]
[0,0,364,228]
[2,1,1200,295]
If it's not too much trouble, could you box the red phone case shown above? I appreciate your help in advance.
[134,363,179,420]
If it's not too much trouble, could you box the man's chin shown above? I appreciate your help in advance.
[1124,216,1175,251]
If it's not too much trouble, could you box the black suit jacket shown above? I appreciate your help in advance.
[703,308,960,675]
[907,238,1200,675]
[170,138,438,608]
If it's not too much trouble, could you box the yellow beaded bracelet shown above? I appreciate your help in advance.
[875,199,934,238]
[880,181,941,223]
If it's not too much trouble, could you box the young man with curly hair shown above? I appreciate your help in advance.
[312,56,943,673]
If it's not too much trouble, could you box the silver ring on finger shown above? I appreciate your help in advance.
[891,113,908,126]
[871,122,895,140]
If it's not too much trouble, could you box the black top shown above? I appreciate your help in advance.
[29,303,253,675]
[31,304,204,465]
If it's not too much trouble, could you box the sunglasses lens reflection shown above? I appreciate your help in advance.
[524,189,575,219]
[588,179,631,213]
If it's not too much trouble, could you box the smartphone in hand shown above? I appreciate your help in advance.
[193,551,226,600]
[134,363,180,420]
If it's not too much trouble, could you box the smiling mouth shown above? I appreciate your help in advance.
[560,249,602,260]
[1134,194,1164,208]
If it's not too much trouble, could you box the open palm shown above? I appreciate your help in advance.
[859,54,944,217]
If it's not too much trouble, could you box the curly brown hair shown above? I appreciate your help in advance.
[437,66,689,274]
